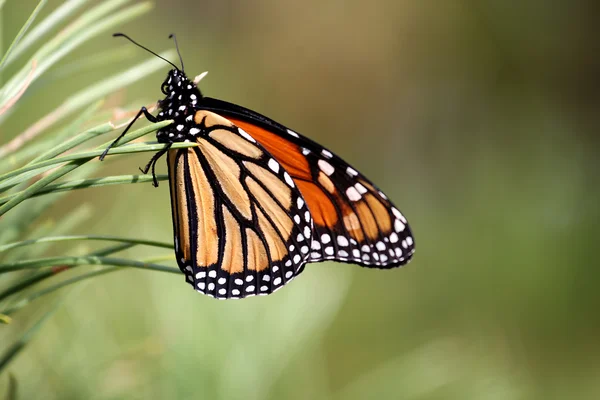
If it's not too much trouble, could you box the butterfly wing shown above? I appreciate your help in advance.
[167,110,313,298]
[200,98,415,269]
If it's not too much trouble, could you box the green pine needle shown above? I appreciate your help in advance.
[0,0,186,376]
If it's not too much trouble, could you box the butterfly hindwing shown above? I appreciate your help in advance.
[167,110,313,298]
[200,98,415,269]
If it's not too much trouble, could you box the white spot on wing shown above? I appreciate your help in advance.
[346,186,361,201]
[337,236,349,247]
[347,167,358,176]
[355,183,368,194]
[268,158,279,173]
[395,219,405,232]
[287,129,299,138]
[238,128,256,143]
[318,159,335,176]
[284,172,295,187]
[322,149,333,158]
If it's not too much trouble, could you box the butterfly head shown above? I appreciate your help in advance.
[159,69,201,104]
[157,69,202,118]
[155,69,205,143]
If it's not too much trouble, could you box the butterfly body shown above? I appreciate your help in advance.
[104,35,415,299]
[155,69,202,143]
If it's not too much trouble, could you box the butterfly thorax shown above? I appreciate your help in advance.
[156,69,204,144]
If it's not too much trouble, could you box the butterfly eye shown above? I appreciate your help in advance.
[161,82,169,94]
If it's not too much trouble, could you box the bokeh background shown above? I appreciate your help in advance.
[2,0,600,399]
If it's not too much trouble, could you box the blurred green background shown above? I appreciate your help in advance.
[2,0,600,399]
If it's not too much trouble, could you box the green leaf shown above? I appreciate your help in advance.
[30,123,115,165]
[0,234,172,254]
[0,242,135,303]
[3,0,93,67]
[1,203,93,262]
[0,255,180,275]
[0,0,49,71]
[0,50,175,159]
[0,121,180,215]
[0,174,169,206]
[0,141,188,196]
[0,100,104,173]
[28,106,109,164]
[0,1,154,120]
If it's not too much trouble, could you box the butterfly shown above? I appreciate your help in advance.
[101,33,415,299]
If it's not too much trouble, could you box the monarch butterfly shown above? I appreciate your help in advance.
[101,33,415,299]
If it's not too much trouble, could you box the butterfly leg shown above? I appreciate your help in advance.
[139,143,172,187]
[99,106,157,161]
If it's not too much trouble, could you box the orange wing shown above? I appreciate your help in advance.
[200,98,415,268]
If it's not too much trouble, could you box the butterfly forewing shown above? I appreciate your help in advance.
[167,110,313,298]
[200,98,415,269]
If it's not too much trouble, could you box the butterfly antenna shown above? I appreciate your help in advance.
[168,33,184,72]
[113,33,179,70]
